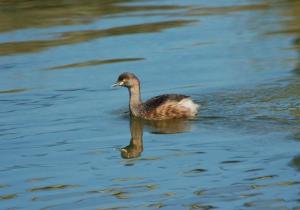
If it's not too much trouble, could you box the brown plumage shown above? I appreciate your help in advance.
[112,72,199,120]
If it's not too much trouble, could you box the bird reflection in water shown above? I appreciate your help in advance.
[120,115,193,159]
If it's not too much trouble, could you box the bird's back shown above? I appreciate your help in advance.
[140,94,199,120]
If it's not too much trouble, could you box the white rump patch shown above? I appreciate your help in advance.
[178,98,200,116]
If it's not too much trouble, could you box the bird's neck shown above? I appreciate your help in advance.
[128,84,142,116]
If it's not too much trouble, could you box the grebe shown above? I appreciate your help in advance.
[112,72,199,120]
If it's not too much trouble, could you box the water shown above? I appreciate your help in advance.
[0,0,300,209]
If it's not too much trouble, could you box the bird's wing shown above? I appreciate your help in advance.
[143,94,189,112]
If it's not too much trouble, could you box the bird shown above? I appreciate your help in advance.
[112,72,199,120]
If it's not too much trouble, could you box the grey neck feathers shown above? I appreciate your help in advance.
[128,84,142,117]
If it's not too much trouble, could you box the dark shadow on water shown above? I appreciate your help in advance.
[120,115,192,159]
[45,58,145,71]
[291,154,300,171]
[0,88,27,94]
[0,19,194,56]
[0,0,188,33]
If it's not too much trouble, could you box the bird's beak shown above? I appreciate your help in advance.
[111,81,124,88]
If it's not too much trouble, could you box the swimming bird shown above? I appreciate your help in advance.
[112,72,199,120]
